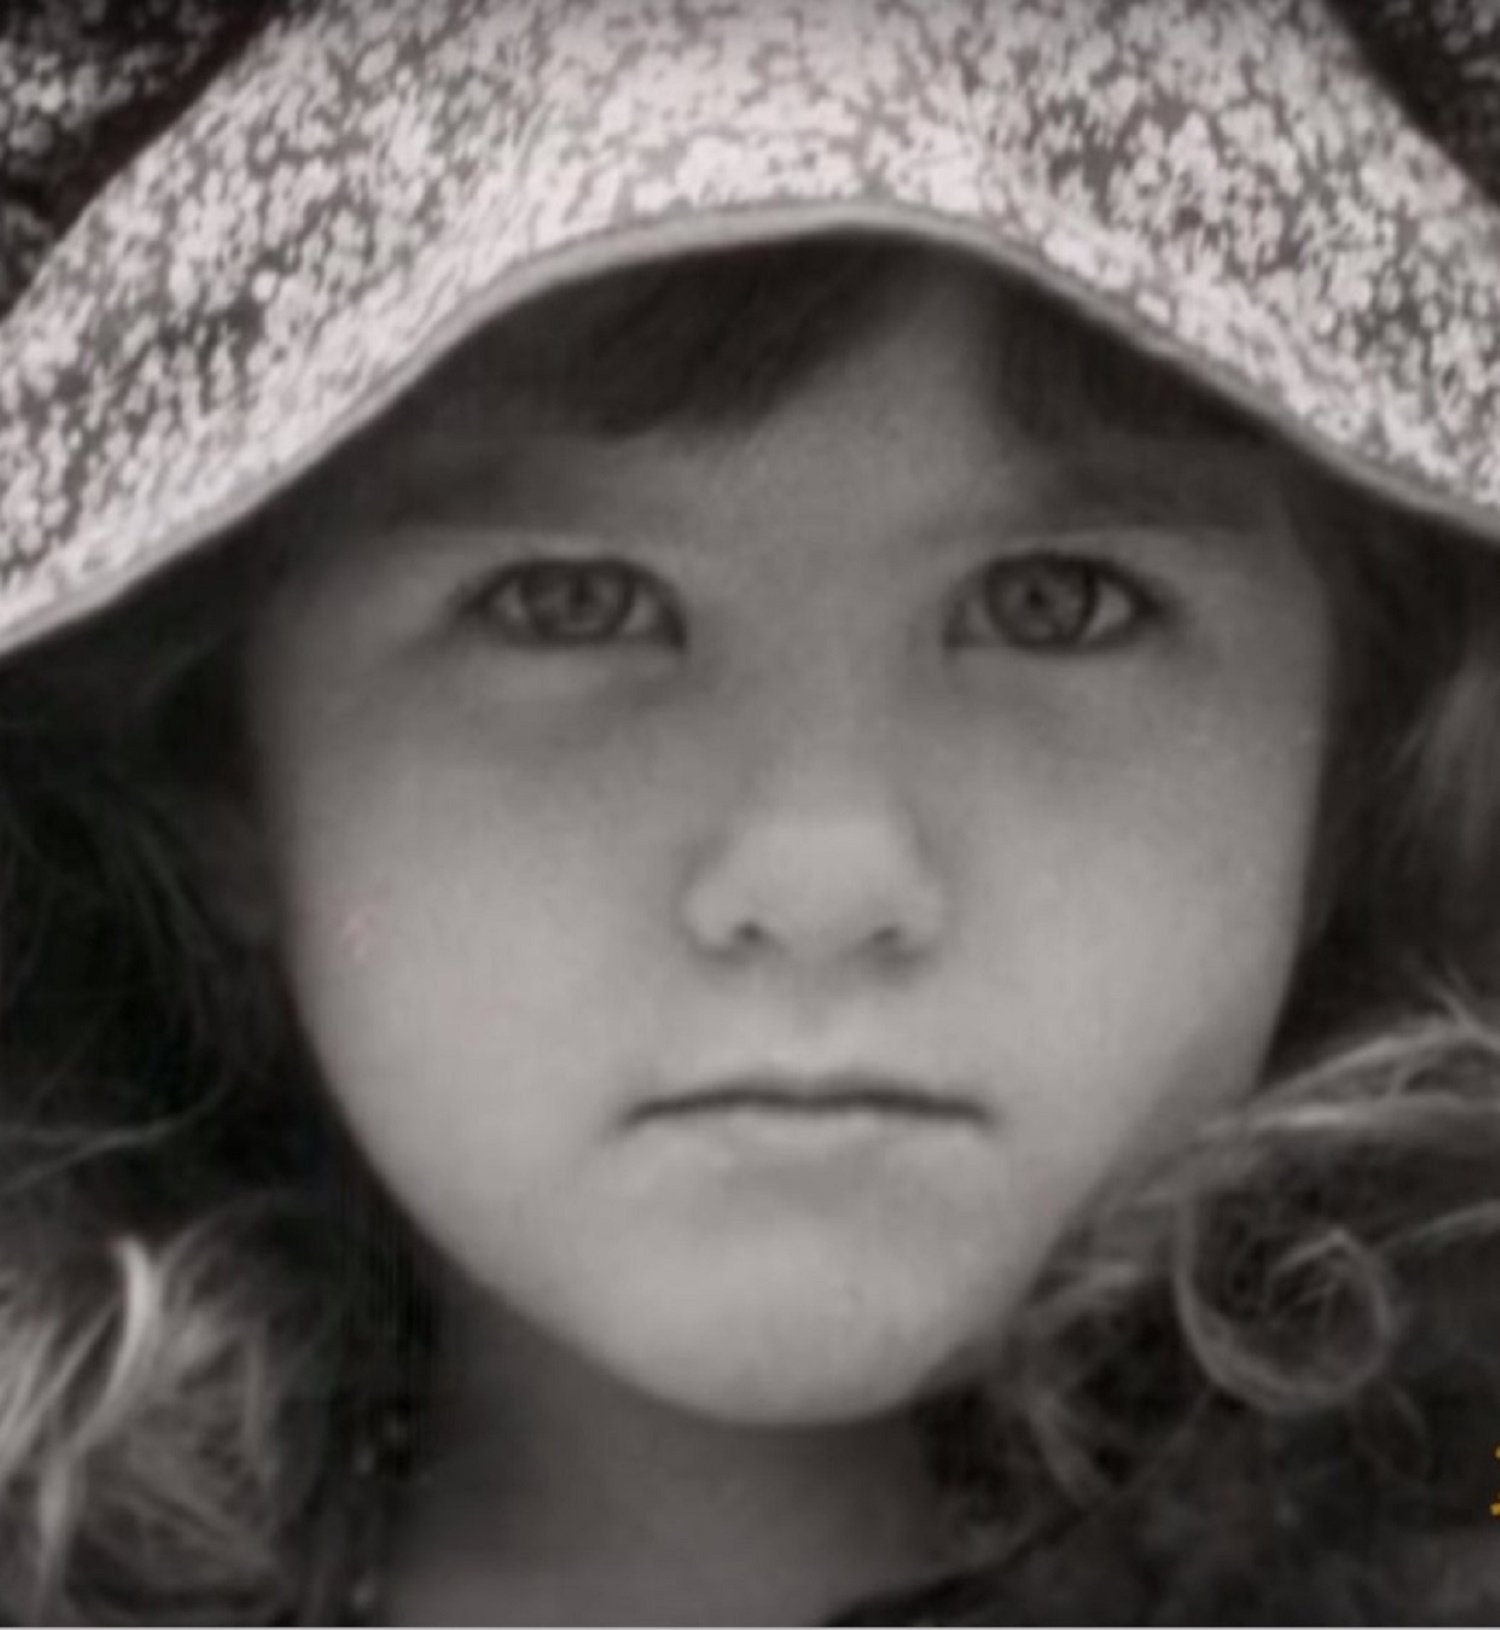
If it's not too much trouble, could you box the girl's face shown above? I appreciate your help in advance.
[244,264,1332,1425]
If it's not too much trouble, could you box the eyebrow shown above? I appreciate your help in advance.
[1036,434,1282,509]
[321,417,1288,571]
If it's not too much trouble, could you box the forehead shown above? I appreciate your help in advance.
[292,250,1280,555]
[402,241,1254,442]
[373,267,1007,509]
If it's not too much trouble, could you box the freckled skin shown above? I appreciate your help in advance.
[243,266,1332,1427]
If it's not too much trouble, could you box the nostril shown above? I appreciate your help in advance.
[678,813,947,967]
[720,918,774,959]
[868,921,925,961]
[713,915,927,967]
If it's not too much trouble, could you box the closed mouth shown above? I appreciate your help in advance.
[628,1072,988,1127]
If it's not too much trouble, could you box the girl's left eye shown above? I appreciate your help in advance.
[463,558,681,648]
[949,554,1158,652]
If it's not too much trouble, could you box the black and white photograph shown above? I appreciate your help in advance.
[0,2,1497,1623]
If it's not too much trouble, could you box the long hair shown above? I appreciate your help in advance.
[0,235,1497,1623]
[889,475,1500,1622]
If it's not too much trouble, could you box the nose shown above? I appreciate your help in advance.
[680,730,948,972]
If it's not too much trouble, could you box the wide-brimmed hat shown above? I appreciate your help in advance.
[1,0,1498,664]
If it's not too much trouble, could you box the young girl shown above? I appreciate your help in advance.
[1,2,1498,1624]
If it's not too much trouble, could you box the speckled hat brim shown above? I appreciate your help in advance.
[2,0,1499,660]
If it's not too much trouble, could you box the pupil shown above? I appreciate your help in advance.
[528,564,627,636]
[992,562,1094,643]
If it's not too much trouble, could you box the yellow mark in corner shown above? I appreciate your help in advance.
[1492,1447,1500,1516]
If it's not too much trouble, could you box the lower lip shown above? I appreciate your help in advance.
[631,1100,980,1157]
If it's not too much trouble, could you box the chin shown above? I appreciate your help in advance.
[631,1354,937,1428]
[595,1292,996,1428]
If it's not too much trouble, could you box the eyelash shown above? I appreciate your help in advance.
[462,557,683,648]
[461,553,1161,654]
[948,553,1161,652]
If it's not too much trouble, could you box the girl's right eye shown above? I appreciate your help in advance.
[463,558,683,649]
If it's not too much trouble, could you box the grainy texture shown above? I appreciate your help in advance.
[1334,0,1500,200]
[0,0,1498,658]
[0,2,269,317]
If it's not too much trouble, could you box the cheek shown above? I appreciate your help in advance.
[957,661,1329,1188]
[255,700,684,1153]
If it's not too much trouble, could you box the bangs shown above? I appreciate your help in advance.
[400,232,1264,448]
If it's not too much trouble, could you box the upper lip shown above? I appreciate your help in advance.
[627,1069,988,1127]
